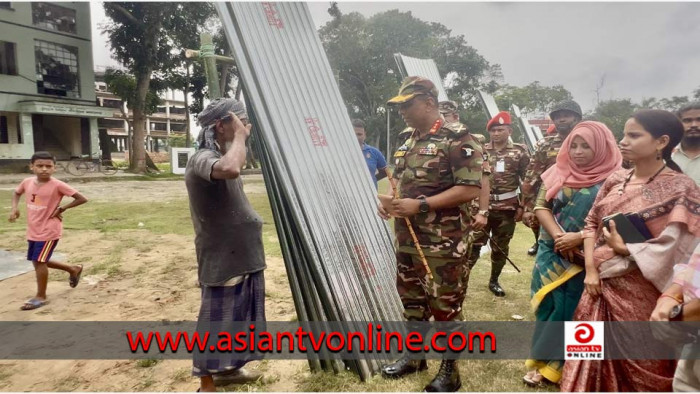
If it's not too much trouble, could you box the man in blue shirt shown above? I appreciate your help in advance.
[353,119,387,188]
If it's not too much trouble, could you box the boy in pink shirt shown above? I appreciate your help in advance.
[8,151,88,310]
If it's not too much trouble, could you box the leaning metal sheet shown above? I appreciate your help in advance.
[215,0,404,356]
[512,104,539,152]
[477,90,500,119]
[394,53,449,102]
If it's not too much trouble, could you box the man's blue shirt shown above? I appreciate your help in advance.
[361,143,387,188]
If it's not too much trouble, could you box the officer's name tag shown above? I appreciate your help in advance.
[496,160,505,172]
[394,151,406,157]
[547,151,558,157]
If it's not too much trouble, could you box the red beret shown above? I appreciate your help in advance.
[487,111,511,130]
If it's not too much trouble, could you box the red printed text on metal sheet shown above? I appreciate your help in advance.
[354,245,376,278]
[305,117,328,147]
[262,2,284,29]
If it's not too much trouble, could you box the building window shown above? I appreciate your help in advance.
[98,118,125,129]
[170,106,186,115]
[0,3,11,9]
[102,98,123,109]
[0,41,17,75]
[35,40,80,98]
[170,123,186,132]
[0,116,8,143]
[0,113,20,144]
[151,122,167,131]
[32,2,76,34]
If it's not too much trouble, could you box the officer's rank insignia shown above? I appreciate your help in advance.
[418,143,438,156]
[394,144,409,158]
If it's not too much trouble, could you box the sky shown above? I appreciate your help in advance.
[90,2,700,114]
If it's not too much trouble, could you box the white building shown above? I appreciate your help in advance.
[0,2,112,166]
[94,71,189,155]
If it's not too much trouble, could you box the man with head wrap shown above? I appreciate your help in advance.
[185,98,266,391]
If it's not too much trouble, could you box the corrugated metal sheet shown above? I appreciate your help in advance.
[214,2,404,379]
[394,53,449,101]
[512,104,542,152]
[477,90,500,119]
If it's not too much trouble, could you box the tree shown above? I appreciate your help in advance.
[589,98,638,140]
[102,2,215,172]
[318,8,491,152]
[494,81,573,119]
[103,69,162,152]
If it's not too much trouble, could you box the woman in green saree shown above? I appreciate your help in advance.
[524,121,622,385]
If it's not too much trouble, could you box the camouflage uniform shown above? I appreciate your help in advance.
[522,100,582,213]
[466,141,529,283]
[393,120,483,322]
[521,134,563,212]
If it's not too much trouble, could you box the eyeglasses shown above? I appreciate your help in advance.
[399,99,417,111]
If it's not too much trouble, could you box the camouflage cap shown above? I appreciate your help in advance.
[549,100,582,119]
[438,100,459,115]
[387,76,439,105]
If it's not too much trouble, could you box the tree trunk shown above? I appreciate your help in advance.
[184,65,192,148]
[130,70,152,173]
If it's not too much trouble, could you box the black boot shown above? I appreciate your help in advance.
[489,280,506,297]
[424,359,461,392]
[381,355,427,379]
[527,242,538,256]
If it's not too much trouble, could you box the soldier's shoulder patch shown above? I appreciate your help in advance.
[398,127,414,138]
[460,142,479,158]
[443,122,468,135]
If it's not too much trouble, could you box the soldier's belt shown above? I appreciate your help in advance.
[490,191,518,201]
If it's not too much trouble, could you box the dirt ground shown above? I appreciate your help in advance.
[0,176,307,392]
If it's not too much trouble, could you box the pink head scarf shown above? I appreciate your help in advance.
[541,121,622,201]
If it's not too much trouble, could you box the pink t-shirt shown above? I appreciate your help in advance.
[15,177,78,241]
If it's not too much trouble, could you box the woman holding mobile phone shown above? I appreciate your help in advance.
[561,110,700,391]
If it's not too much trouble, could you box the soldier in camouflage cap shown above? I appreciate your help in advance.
[439,100,459,122]
[521,99,582,255]
[387,76,440,105]
[377,76,483,392]
[466,111,529,297]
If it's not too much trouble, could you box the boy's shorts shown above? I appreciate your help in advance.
[27,240,59,263]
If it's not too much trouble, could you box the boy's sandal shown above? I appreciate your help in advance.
[20,298,48,311]
[69,264,83,288]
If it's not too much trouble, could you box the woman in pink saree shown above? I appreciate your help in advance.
[561,110,700,392]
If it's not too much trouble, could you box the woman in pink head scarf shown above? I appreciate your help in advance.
[524,121,622,386]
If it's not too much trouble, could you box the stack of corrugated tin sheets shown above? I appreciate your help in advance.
[214,2,404,380]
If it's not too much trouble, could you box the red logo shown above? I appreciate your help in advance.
[574,323,595,344]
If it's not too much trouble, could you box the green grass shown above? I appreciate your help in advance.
[170,367,191,383]
[136,359,160,368]
[0,178,554,391]
[0,187,281,258]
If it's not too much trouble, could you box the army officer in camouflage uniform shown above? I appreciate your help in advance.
[377,77,483,392]
[520,100,582,255]
[466,111,529,297]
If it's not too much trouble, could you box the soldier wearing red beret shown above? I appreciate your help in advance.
[467,111,530,297]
